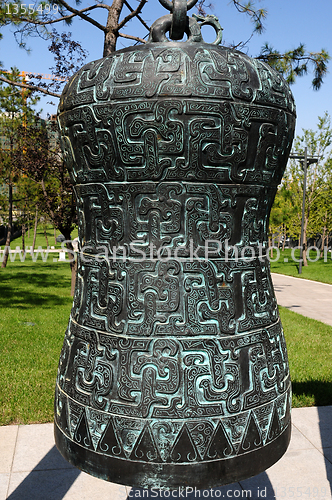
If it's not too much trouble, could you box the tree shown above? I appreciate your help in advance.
[14,117,78,294]
[2,0,149,56]
[269,186,298,251]
[0,69,39,268]
[309,179,332,256]
[0,0,329,98]
[283,112,332,266]
[257,43,330,91]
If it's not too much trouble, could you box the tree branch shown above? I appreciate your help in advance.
[230,33,254,51]
[8,13,75,26]
[118,0,148,31]
[257,53,323,64]
[53,0,107,32]
[123,0,150,32]
[231,0,267,33]
[118,32,147,44]
[0,75,61,98]
[14,4,107,27]
[10,7,87,26]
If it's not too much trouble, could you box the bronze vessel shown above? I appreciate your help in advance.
[55,0,295,489]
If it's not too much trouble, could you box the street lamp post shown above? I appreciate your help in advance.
[289,147,319,274]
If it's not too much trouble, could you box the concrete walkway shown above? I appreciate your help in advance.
[1,406,332,500]
[272,273,332,326]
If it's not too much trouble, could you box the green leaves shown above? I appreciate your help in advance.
[280,113,332,244]
[231,0,267,34]
[13,117,77,239]
[311,49,330,90]
[257,43,330,90]
[0,68,40,178]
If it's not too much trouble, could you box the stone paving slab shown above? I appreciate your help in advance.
[0,426,18,474]
[12,424,74,473]
[6,470,80,500]
[6,470,127,500]
[292,406,332,450]
[0,475,10,500]
[241,448,332,499]
[287,425,315,451]
[272,273,332,326]
[240,407,332,499]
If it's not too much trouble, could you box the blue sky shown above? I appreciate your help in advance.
[2,0,332,137]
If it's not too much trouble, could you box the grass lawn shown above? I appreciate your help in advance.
[1,224,78,251]
[270,248,332,285]
[0,257,72,425]
[0,257,331,425]
[280,306,332,408]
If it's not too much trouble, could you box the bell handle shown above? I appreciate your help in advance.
[192,13,223,45]
[170,0,188,40]
[149,14,222,45]
[149,15,201,43]
[159,0,198,12]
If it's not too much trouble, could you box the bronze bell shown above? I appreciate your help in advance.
[54,0,295,489]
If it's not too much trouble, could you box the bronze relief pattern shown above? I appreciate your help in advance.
[55,41,295,488]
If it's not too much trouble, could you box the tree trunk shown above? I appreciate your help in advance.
[1,183,13,269]
[103,0,124,56]
[321,215,327,257]
[70,257,77,297]
[67,241,77,297]
[277,232,282,249]
[32,207,38,254]
[22,222,25,252]
[43,225,49,247]
[103,29,118,56]
[302,220,308,267]
[62,231,76,297]
[282,224,286,251]
[268,236,273,258]
[320,227,326,258]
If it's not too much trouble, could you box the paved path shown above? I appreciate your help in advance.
[272,273,332,326]
[1,407,332,500]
